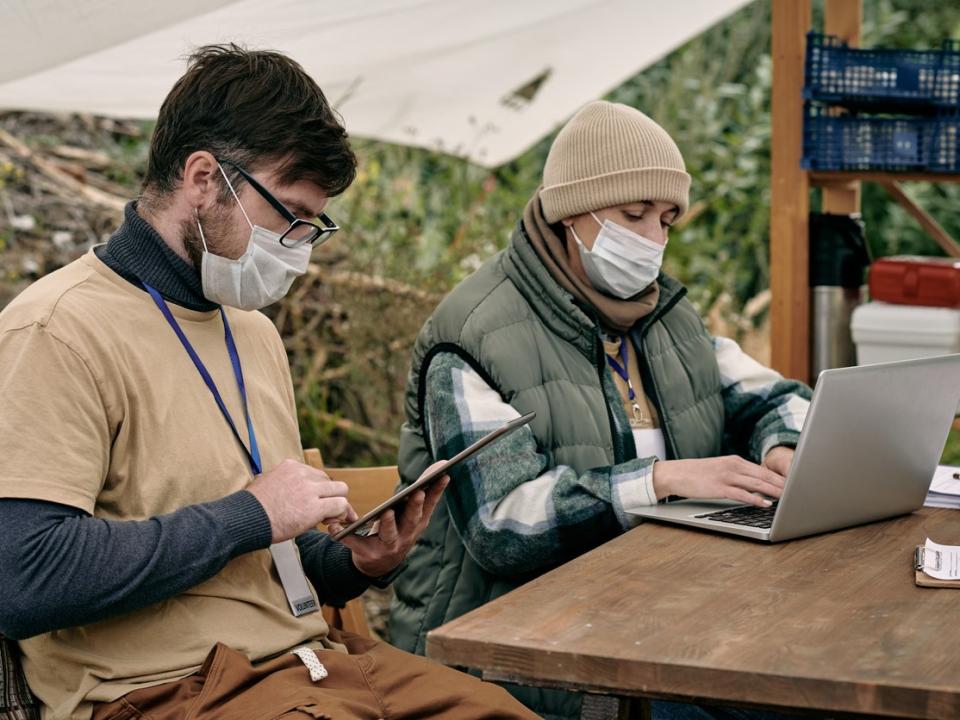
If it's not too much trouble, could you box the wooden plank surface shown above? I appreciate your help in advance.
[427,509,960,718]
[770,0,812,384]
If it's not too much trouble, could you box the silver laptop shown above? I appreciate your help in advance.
[631,354,960,542]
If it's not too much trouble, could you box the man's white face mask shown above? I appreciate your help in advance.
[195,164,312,310]
[571,211,666,299]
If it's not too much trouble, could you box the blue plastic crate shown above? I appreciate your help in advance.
[802,103,931,172]
[928,114,960,172]
[804,32,960,113]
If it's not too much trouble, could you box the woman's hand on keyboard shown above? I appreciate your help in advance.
[762,446,795,479]
[651,455,786,506]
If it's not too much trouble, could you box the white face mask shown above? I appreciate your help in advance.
[571,211,665,299]
[196,165,312,310]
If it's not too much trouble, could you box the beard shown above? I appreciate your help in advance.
[179,205,233,270]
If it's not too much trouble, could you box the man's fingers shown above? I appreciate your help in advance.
[317,497,351,523]
[419,461,448,478]
[327,521,359,547]
[377,510,400,546]
[419,477,449,523]
[396,492,425,534]
[424,475,449,502]
[333,531,361,552]
[315,480,350,498]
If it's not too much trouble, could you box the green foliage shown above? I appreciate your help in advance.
[333,1,960,317]
[8,1,960,465]
[330,137,548,294]
[317,0,960,463]
[858,1,960,261]
[608,1,774,313]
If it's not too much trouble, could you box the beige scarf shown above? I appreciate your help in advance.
[522,190,660,334]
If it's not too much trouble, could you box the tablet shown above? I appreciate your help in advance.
[330,411,536,541]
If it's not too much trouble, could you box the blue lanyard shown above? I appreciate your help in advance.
[143,284,263,475]
[606,335,636,402]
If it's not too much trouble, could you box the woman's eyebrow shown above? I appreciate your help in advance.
[637,200,679,216]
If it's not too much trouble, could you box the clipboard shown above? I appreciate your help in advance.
[914,545,960,588]
[330,411,536,541]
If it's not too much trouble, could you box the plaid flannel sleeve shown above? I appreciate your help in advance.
[713,336,812,462]
[422,351,658,578]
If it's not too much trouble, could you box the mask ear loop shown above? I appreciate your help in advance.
[569,211,604,251]
[194,208,210,252]
[217,163,254,231]
[571,212,601,250]
[570,224,586,249]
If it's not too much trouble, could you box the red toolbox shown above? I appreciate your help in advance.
[868,256,960,308]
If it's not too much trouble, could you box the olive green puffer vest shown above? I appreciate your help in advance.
[390,223,724,718]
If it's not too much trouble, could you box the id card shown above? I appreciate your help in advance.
[270,540,319,617]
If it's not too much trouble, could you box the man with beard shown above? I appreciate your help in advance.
[0,45,538,720]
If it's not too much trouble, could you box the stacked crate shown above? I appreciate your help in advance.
[801,32,960,173]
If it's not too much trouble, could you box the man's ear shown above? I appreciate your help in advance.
[180,151,221,211]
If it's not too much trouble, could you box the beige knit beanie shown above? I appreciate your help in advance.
[540,101,691,224]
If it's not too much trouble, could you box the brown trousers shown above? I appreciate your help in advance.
[91,629,539,720]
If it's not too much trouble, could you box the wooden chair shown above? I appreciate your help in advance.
[302,448,400,640]
[0,452,399,720]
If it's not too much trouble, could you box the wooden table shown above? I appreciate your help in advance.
[426,508,960,719]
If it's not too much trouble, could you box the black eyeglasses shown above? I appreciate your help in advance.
[218,159,340,248]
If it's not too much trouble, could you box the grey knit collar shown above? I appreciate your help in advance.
[96,201,218,311]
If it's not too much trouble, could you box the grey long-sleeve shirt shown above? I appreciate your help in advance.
[0,202,372,640]
[0,495,369,639]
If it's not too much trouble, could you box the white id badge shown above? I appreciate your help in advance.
[270,540,319,617]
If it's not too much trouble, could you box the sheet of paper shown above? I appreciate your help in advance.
[921,538,960,580]
[929,465,960,497]
[924,496,960,509]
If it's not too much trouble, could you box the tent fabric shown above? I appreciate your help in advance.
[0,0,750,167]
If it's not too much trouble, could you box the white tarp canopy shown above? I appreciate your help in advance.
[0,0,750,167]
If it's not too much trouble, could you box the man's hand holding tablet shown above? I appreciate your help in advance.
[328,411,536,579]
[328,463,449,579]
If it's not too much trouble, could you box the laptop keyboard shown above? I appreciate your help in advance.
[694,501,779,529]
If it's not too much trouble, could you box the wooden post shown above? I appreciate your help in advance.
[822,0,863,215]
[770,0,812,383]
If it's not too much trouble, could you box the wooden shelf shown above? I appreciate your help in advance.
[811,171,960,187]
[771,0,960,382]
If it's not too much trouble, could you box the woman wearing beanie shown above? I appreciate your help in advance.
[391,101,812,719]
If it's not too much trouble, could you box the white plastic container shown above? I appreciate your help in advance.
[851,301,960,365]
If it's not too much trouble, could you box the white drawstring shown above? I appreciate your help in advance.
[290,646,328,682]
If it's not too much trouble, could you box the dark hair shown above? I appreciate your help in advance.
[142,44,356,201]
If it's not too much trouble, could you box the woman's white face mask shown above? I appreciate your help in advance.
[196,164,312,310]
[571,211,666,299]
